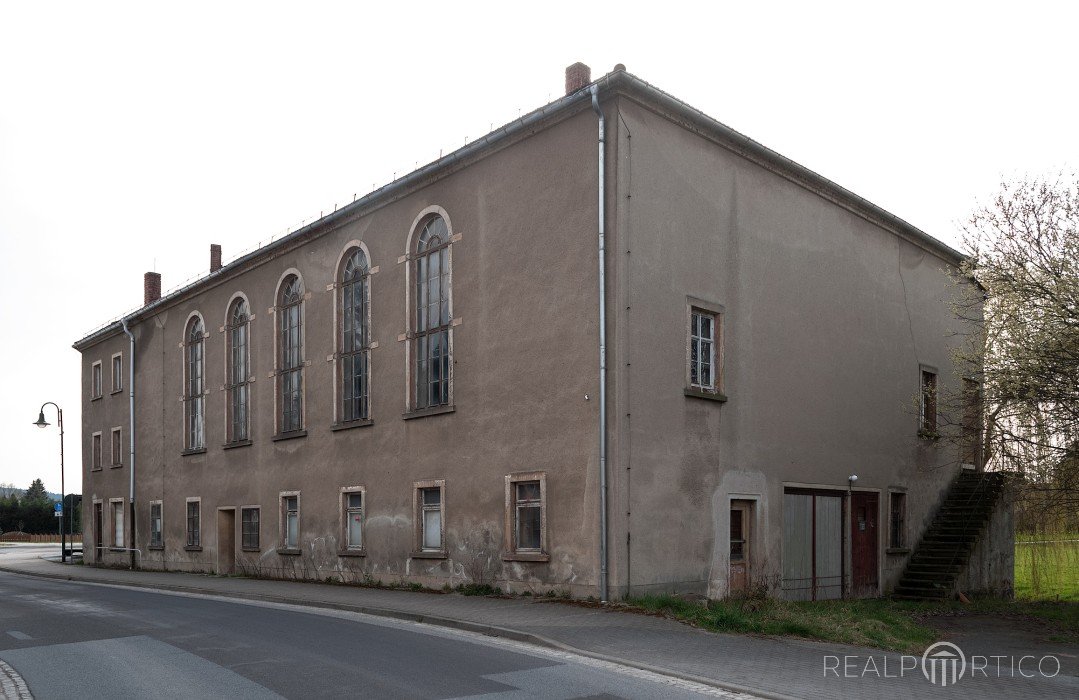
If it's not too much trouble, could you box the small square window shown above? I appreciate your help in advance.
[186,500,201,548]
[282,495,299,549]
[889,492,907,549]
[112,354,123,393]
[150,502,162,548]
[241,507,260,550]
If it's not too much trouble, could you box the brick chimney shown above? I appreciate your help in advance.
[144,272,161,306]
[565,62,591,95]
[210,244,222,273]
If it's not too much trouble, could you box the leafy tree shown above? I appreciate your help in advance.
[949,175,1079,518]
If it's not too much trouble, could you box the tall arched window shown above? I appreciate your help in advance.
[184,316,205,450]
[412,216,451,410]
[278,275,304,433]
[339,249,370,422]
[226,297,250,442]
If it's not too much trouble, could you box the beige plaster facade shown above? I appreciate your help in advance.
[76,66,985,600]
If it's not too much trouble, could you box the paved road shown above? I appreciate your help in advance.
[0,570,742,699]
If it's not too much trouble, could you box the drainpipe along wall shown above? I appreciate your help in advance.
[121,318,136,569]
[590,84,609,603]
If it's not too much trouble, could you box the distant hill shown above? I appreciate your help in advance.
[0,486,68,501]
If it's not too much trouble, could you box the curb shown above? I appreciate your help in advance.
[0,563,796,700]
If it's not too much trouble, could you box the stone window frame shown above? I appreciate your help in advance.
[240,505,260,552]
[181,312,208,454]
[338,485,366,556]
[272,270,309,440]
[110,352,123,394]
[402,206,460,419]
[109,497,125,550]
[110,426,122,467]
[149,500,163,550]
[278,490,301,555]
[502,471,549,562]
[411,479,446,558]
[91,431,102,471]
[90,360,103,400]
[223,293,253,447]
[185,497,202,550]
[919,364,939,439]
[331,243,376,429]
[887,490,908,552]
[684,297,727,402]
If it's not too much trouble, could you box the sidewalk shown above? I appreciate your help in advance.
[0,546,1074,700]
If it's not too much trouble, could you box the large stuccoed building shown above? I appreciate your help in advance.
[74,63,1012,601]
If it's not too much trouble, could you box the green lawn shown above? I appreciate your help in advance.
[1014,533,1079,602]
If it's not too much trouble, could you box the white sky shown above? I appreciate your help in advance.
[1,1,1076,495]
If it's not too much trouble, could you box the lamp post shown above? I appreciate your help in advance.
[33,402,67,563]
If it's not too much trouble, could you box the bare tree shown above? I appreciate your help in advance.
[947,175,1078,518]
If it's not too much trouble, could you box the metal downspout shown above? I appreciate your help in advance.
[590,84,608,603]
[121,318,136,570]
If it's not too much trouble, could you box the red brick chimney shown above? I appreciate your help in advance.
[210,244,222,273]
[144,272,161,306]
[565,62,591,95]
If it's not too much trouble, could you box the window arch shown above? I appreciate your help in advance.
[226,296,251,442]
[339,248,371,422]
[183,315,205,450]
[277,274,305,434]
[411,215,452,410]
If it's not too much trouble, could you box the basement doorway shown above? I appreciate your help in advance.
[729,500,754,594]
[782,489,844,601]
[850,492,879,597]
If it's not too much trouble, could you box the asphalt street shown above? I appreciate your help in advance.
[0,570,742,700]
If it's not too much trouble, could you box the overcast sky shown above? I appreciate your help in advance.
[1,1,1075,495]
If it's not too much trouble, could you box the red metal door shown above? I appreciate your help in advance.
[851,492,879,597]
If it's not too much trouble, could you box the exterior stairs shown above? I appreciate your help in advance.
[892,470,1007,601]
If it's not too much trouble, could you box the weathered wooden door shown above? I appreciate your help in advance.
[729,501,752,594]
[217,508,236,575]
[851,492,879,597]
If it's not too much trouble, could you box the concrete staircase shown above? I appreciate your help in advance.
[892,470,1007,601]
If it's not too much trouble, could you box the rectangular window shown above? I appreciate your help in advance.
[920,369,937,435]
[241,507,260,550]
[961,378,981,465]
[112,353,123,393]
[150,502,162,548]
[282,495,299,549]
[92,432,102,469]
[889,492,907,549]
[186,500,201,548]
[505,473,547,557]
[111,427,122,466]
[91,361,102,399]
[416,483,444,551]
[344,491,364,550]
[687,304,723,394]
[112,500,124,547]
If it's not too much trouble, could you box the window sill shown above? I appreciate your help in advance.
[409,550,447,560]
[684,387,728,402]
[502,552,550,563]
[90,394,103,402]
[272,430,307,442]
[277,547,301,556]
[241,547,261,553]
[107,547,127,552]
[337,548,367,557]
[148,545,164,551]
[110,389,123,396]
[184,545,203,552]
[90,467,103,472]
[331,419,373,432]
[402,404,455,421]
[181,447,207,457]
[886,547,911,555]
[110,463,123,469]
[223,439,252,450]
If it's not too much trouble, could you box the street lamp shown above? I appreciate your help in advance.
[33,402,68,563]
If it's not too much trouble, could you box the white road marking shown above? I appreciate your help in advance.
[4,632,30,641]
